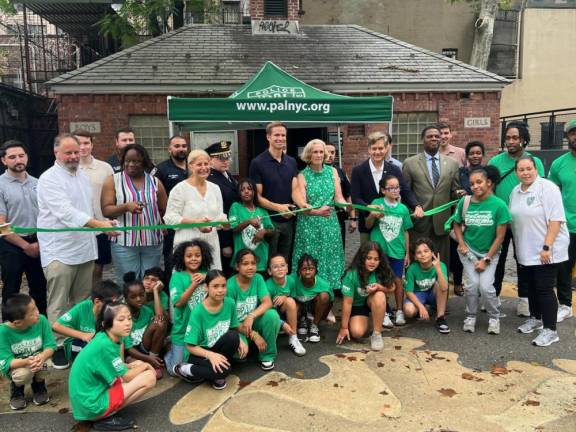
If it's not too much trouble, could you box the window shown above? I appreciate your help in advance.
[129,115,170,164]
[264,0,287,16]
[391,112,438,161]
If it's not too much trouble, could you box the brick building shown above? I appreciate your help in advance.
[47,0,508,176]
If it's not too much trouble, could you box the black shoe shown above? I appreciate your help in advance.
[436,316,451,334]
[92,413,135,431]
[31,379,50,406]
[52,348,69,370]
[172,364,204,384]
[9,381,26,410]
[211,378,227,390]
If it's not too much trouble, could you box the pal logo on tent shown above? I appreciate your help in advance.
[246,85,305,99]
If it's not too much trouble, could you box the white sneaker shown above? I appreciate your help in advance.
[517,317,543,334]
[383,313,394,329]
[370,332,384,351]
[516,298,530,317]
[462,317,476,333]
[487,318,500,335]
[557,304,573,322]
[297,316,308,336]
[288,335,306,356]
[395,310,406,326]
[308,323,321,343]
[532,328,559,347]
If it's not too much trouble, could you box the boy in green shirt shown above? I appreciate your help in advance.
[0,294,56,410]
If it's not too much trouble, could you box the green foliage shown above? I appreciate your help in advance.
[0,0,16,15]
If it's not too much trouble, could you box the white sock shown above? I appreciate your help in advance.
[180,364,194,376]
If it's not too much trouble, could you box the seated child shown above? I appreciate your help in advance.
[336,241,395,351]
[52,280,121,368]
[226,249,281,371]
[143,267,169,314]
[123,273,168,378]
[69,301,156,431]
[293,254,334,343]
[172,270,246,390]
[403,238,450,334]
[165,239,212,375]
[0,294,55,410]
[266,253,306,356]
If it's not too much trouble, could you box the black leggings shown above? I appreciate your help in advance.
[518,264,559,331]
[494,228,527,297]
[186,330,240,381]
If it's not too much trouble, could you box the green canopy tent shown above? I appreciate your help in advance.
[167,61,394,162]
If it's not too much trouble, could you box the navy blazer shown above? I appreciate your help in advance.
[351,159,419,233]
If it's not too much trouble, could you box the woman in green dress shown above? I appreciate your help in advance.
[292,139,348,292]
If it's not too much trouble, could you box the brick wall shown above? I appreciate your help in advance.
[56,90,501,177]
[250,0,300,20]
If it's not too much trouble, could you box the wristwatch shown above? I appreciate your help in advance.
[542,245,550,251]
[482,256,492,264]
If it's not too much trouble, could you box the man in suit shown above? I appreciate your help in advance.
[206,141,239,275]
[402,125,461,265]
[351,131,423,244]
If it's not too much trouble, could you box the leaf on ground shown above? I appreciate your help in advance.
[523,400,540,407]
[438,388,457,397]
[295,371,305,378]
[266,380,279,387]
[347,356,357,362]
[431,353,446,360]
[333,383,339,388]
[379,390,389,396]
[461,372,484,382]
[335,353,346,358]
[390,358,396,362]
[490,365,509,376]
[394,345,402,350]
[58,407,69,414]
[377,361,385,368]
[238,380,252,389]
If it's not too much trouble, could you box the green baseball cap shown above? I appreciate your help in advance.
[565,118,576,133]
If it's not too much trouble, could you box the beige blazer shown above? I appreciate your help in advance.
[402,152,460,236]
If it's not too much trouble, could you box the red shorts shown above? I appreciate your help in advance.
[102,377,125,417]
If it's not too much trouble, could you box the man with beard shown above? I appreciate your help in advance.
[106,127,136,173]
[206,141,238,275]
[0,140,47,314]
[548,118,576,323]
[37,133,117,369]
[488,121,545,317]
[153,135,189,273]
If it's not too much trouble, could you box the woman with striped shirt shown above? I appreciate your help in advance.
[102,144,167,283]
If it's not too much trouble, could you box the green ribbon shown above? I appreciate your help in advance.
[334,199,459,217]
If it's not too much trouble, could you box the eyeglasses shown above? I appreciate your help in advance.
[384,186,400,191]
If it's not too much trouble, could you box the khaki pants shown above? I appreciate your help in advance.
[44,260,94,345]
[11,367,48,386]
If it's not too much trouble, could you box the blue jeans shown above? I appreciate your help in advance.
[110,243,162,283]
[164,344,186,375]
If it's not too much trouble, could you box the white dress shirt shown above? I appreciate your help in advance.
[368,159,383,192]
[37,162,97,267]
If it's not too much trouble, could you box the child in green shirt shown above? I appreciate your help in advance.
[366,174,413,326]
[227,249,281,371]
[229,179,275,272]
[403,238,450,334]
[294,254,334,343]
[266,253,306,356]
[52,280,122,367]
[69,301,156,430]
[143,267,169,314]
[123,272,168,378]
[336,242,396,351]
[165,239,212,375]
[0,294,55,410]
[172,270,246,390]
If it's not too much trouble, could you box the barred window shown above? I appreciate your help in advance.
[264,0,287,16]
[392,112,438,161]
[129,115,170,164]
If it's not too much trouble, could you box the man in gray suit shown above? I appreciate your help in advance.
[402,125,461,265]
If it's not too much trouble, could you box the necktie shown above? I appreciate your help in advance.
[431,157,440,187]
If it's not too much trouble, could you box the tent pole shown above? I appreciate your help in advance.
[337,126,342,169]
[169,121,175,138]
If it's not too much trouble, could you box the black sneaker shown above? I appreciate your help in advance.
[92,413,135,431]
[211,378,227,390]
[10,381,26,410]
[435,316,451,334]
[172,364,204,384]
[31,379,50,406]
[52,348,69,370]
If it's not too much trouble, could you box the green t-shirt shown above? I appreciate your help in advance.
[147,290,169,312]
[226,273,270,322]
[229,203,274,272]
[126,305,154,347]
[293,275,334,302]
[453,195,511,254]
[170,270,207,345]
[0,315,56,377]
[548,152,576,233]
[369,198,413,259]
[488,151,545,204]
[56,298,96,358]
[404,262,448,293]
[265,274,296,299]
[341,270,378,307]
[69,331,129,420]
[184,297,239,348]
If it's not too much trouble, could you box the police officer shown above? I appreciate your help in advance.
[206,141,239,275]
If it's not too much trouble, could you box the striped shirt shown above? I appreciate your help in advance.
[111,171,163,247]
